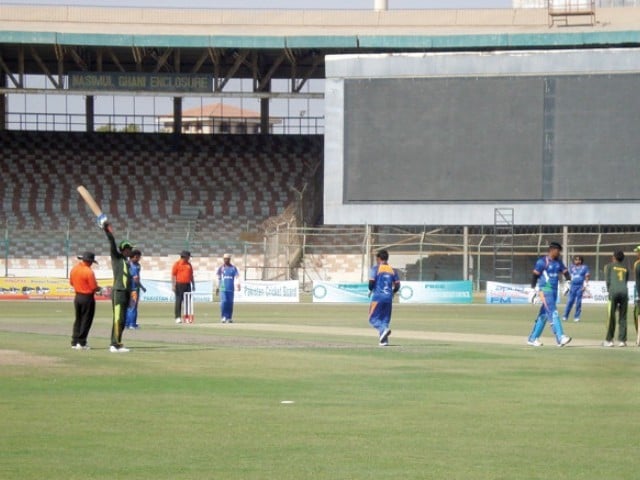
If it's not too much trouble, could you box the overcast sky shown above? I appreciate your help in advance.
[4,0,513,9]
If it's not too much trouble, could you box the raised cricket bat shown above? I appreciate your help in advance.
[77,185,110,231]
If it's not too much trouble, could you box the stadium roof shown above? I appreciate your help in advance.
[1,5,639,96]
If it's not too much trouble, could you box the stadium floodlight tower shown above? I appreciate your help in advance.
[374,0,388,11]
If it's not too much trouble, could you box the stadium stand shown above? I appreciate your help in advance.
[1,131,323,273]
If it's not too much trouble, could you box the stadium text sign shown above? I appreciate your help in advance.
[235,281,299,303]
[69,72,212,93]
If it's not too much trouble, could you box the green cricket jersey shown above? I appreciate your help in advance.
[605,261,628,296]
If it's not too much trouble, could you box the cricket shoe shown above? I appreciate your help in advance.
[175,317,182,324]
[71,344,83,350]
[81,345,91,350]
[527,339,543,347]
[109,345,130,353]
[558,335,572,347]
[221,317,227,323]
[379,328,391,344]
[602,340,614,347]
[618,341,627,347]
[574,318,580,322]
[378,341,389,347]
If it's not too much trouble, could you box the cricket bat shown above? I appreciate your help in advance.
[77,185,111,231]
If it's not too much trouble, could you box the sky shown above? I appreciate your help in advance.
[4,0,513,9]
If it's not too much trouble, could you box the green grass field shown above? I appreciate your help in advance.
[1,299,638,479]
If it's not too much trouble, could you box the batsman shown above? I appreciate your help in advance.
[526,241,572,347]
[100,217,134,353]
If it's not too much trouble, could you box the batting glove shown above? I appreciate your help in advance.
[562,283,570,296]
[97,213,108,228]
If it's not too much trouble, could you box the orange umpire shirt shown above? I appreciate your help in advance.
[70,262,98,295]
[172,259,194,284]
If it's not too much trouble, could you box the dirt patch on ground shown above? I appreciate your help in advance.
[0,349,61,367]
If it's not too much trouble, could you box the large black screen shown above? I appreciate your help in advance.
[343,74,640,202]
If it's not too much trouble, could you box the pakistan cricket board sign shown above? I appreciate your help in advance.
[69,72,212,93]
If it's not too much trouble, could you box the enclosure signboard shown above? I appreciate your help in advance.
[69,72,212,93]
[399,281,472,304]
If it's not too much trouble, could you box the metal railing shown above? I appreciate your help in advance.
[3,223,640,292]
[4,112,325,135]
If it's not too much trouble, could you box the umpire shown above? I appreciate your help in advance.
[172,250,195,324]
[69,251,99,350]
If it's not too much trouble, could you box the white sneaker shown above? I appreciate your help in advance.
[559,335,572,347]
[574,318,580,322]
[378,341,389,347]
[175,317,182,324]
[109,345,130,353]
[618,341,627,347]
[602,340,614,347]
[71,344,83,350]
[82,345,91,351]
[562,316,567,322]
[221,317,227,323]
[527,339,543,347]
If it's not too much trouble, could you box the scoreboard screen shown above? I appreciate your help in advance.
[324,50,640,225]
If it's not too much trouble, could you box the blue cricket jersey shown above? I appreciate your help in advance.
[369,263,400,303]
[129,261,142,291]
[568,264,590,286]
[217,264,239,292]
[533,256,567,294]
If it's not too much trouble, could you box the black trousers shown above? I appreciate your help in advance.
[111,289,131,347]
[174,282,192,319]
[606,292,628,342]
[72,293,96,347]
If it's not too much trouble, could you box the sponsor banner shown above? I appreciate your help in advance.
[312,281,369,303]
[235,280,299,303]
[486,280,636,304]
[486,281,530,304]
[0,277,213,302]
[0,276,112,300]
[142,279,213,303]
[399,281,473,304]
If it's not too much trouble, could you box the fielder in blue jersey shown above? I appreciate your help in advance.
[368,249,400,347]
[526,242,572,347]
[562,255,590,323]
[216,253,240,323]
[125,249,146,329]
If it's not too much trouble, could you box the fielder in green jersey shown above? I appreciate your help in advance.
[603,250,629,347]
[633,245,640,346]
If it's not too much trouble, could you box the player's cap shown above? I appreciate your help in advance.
[223,253,232,259]
[548,242,562,250]
[180,250,191,258]
[634,245,640,252]
[77,251,98,264]
[119,240,134,250]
